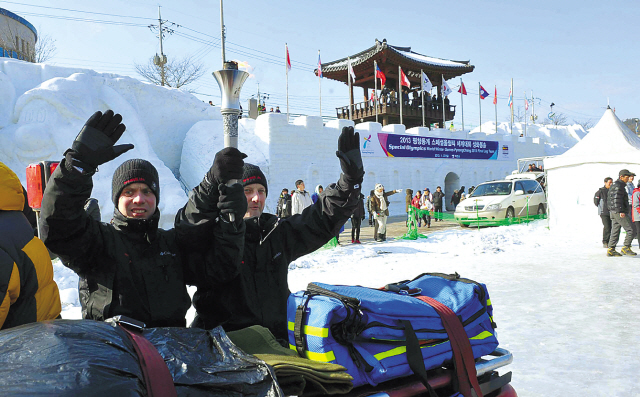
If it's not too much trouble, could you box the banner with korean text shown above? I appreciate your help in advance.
[360,132,512,161]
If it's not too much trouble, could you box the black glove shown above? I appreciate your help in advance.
[206,147,247,187]
[65,110,132,172]
[336,126,364,181]
[217,183,248,226]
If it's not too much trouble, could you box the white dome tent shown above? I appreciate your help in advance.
[544,108,640,233]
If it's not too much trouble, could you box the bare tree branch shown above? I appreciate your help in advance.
[33,34,57,63]
[546,112,568,126]
[574,118,595,131]
[135,56,205,91]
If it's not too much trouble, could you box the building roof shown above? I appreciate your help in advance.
[0,7,38,42]
[317,39,474,88]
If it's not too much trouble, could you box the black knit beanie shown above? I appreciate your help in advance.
[242,163,268,197]
[112,159,160,204]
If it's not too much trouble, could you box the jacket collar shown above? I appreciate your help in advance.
[245,213,278,244]
[111,208,160,242]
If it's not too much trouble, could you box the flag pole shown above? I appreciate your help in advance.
[531,90,535,125]
[286,43,289,123]
[441,74,445,129]
[348,57,352,120]
[524,91,527,137]
[460,78,464,131]
[510,78,514,134]
[399,65,403,125]
[421,69,425,127]
[374,60,379,124]
[494,85,498,134]
[478,82,482,133]
[318,50,322,118]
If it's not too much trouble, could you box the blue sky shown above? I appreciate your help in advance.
[3,0,638,128]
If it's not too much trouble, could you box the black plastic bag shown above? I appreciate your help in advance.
[0,319,281,396]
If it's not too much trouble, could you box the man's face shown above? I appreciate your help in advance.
[318,187,323,193]
[118,183,157,220]
[244,183,267,218]
[605,180,613,189]
[297,182,305,191]
[437,187,441,192]
[621,175,630,183]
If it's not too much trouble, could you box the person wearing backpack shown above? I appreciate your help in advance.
[594,177,613,248]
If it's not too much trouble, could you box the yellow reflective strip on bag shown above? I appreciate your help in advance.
[470,331,493,340]
[373,330,493,362]
[288,344,336,362]
[487,298,492,306]
[288,321,329,337]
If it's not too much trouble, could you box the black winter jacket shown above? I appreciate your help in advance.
[190,173,361,342]
[41,160,244,327]
[432,191,445,208]
[352,194,365,219]
[276,194,292,218]
[608,179,629,214]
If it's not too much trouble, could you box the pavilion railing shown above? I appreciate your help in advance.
[336,100,456,122]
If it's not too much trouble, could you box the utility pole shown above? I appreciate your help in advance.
[220,0,226,64]
[152,6,168,86]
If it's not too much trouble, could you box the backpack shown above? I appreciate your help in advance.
[287,273,498,395]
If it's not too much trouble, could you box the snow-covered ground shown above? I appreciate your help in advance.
[54,219,640,396]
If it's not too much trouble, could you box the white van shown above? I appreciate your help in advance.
[454,174,546,227]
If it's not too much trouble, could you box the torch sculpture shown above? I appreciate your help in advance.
[213,61,249,222]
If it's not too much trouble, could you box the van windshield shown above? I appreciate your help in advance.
[468,182,512,197]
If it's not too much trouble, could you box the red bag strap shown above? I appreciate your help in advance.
[119,325,178,397]
[415,296,483,397]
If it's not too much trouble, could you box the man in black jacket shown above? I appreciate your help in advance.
[187,126,364,344]
[594,177,613,248]
[432,186,445,221]
[607,169,637,257]
[276,188,292,218]
[41,110,247,327]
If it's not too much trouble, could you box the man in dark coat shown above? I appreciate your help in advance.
[41,110,247,327]
[276,188,292,218]
[594,177,613,248]
[432,186,445,221]
[187,126,364,344]
[351,193,365,244]
[607,169,637,257]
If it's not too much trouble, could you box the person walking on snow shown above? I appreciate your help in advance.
[420,188,433,228]
[276,188,292,218]
[291,180,313,215]
[351,193,365,244]
[411,190,422,227]
[371,184,401,242]
[311,185,323,204]
[432,186,445,221]
[607,169,637,257]
[594,177,613,248]
[367,190,375,227]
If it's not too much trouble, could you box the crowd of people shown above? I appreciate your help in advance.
[376,85,450,111]
[596,169,640,257]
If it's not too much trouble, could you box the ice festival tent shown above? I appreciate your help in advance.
[544,108,640,232]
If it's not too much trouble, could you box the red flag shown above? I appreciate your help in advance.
[375,64,386,86]
[493,86,497,105]
[458,82,467,95]
[286,45,291,71]
[400,68,410,88]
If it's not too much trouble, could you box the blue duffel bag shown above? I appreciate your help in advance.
[287,272,499,390]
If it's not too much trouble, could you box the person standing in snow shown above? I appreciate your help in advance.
[607,169,637,257]
[185,126,364,343]
[1,162,61,330]
[371,184,401,242]
[632,180,640,249]
[432,186,445,222]
[367,189,375,227]
[411,190,422,227]
[311,185,323,204]
[276,188,292,219]
[420,188,433,228]
[627,175,636,239]
[594,177,613,248]
[351,193,365,244]
[41,110,247,327]
[291,180,313,215]
[405,188,414,226]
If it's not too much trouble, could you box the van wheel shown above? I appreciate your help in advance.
[537,204,546,215]
[461,223,470,228]
[506,207,515,219]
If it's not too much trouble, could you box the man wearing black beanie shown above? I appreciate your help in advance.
[187,126,364,344]
[41,109,247,327]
